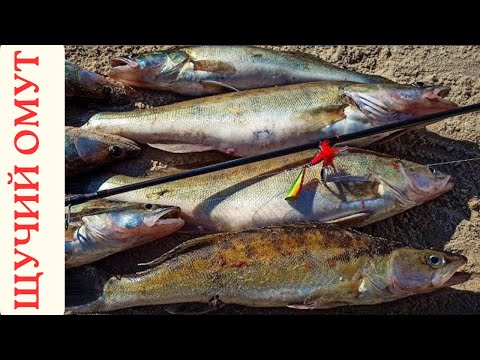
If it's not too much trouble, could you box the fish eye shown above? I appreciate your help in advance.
[144,203,154,210]
[109,145,124,158]
[414,81,425,88]
[102,85,112,96]
[428,167,437,175]
[427,254,444,267]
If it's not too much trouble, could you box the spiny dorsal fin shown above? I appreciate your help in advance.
[138,232,231,268]
[139,223,331,268]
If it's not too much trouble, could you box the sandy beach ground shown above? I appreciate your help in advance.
[65,46,480,314]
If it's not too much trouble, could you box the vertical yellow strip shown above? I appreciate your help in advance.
[0,45,65,315]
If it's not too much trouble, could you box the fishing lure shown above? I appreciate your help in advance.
[285,140,346,201]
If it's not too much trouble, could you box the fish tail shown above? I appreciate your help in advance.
[65,107,100,127]
[65,173,113,195]
[65,266,112,314]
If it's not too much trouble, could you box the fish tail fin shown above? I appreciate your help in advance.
[66,103,135,127]
[65,106,100,127]
[65,266,112,314]
[65,173,113,195]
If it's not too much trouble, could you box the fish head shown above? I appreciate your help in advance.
[109,50,189,88]
[398,162,453,203]
[82,204,184,247]
[346,149,454,207]
[377,156,454,206]
[66,61,131,104]
[332,149,453,209]
[385,248,469,295]
[344,83,458,122]
[78,69,130,103]
[72,130,141,167]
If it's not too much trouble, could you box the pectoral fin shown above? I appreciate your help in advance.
[201,80,240,92]
[287,303,316,310]
[164,303,220,315]
[147,143,216,153]
[325,212,371,226]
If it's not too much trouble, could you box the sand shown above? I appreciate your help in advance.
[65,45,480,315]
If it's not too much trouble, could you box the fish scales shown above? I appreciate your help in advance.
[98,225,391,307]
[109,46,392,96]
[83,81,457,156]
[66,223,468,313]
[95,148,452,231]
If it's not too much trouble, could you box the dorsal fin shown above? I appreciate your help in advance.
[139,232,230,268]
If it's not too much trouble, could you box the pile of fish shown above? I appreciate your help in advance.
[65,46,470,314]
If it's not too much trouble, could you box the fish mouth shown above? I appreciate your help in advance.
[419,85,458,110]
[432,254,468,288]
[411,173,454,203]
[423,86,451,100]
[425,174,454,200]
[443,272,471,287]
[111,57,139,69]
[394,165,454,205]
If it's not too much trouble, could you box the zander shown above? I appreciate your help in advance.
[65,126,141,177]
[81,147,454,232]
[109,46,393,96]
[65,223,469,314]
[82,82,457,157]
[65,200,184,268]
[66,60,131,104]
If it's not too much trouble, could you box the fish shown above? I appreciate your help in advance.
[77,147,453,232]
[65,60,132,104]
[65,126,141,177]
[109,46,394,96]
[82,81,457,157]
[65,199,184,268]
[65,222,469,314]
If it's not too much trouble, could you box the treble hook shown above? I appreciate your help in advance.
[285,140,347,201]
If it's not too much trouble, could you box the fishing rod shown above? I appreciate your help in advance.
[65,103,480,207]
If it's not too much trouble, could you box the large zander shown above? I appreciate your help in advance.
[109,46,393,96]
[80,147,453,232]
[65,223,469,314]
[82,81,457,156]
